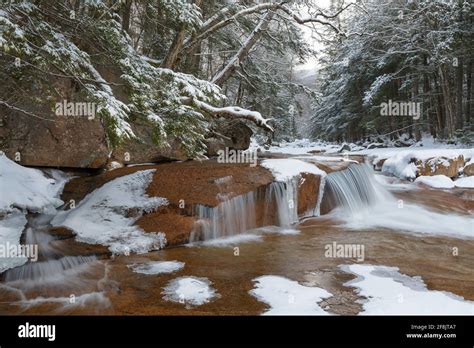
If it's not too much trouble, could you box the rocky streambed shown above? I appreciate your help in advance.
[0,152,473,315]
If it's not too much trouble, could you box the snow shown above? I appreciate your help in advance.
[266,139,340,155]
[261,159,326,182]
[249,275,332,315]
[51,170,168,255]
[415,175,454,189]
[162,276,219,307]
[350,147,473,180]
[0,210,28,273]
[0,155,64,214]
[342,264,474,315]
[454,176,474,188]
[128,260,184,275]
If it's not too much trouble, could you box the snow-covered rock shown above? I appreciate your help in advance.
[261,159,326,182]
[0,155,64,213]
[379,149,471,180]
[463,158,474,176]
[414,175,455,189]
[51,169,168,255]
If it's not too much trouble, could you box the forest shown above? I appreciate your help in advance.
[2,0,470,160]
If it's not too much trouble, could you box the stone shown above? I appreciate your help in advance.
[415,156,464,178]
[205,121,254,157]
[463,162,474,176]
[338,143,351,152]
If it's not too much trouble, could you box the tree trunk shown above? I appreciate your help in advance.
[121,0,133,34]
[455,57,463,129]
[161,0,203,69]
[467,59,472,124]
[439,65,455,137]
[211,11,274,86]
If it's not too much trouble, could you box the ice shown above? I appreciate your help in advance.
[128,260,185,275]
[162,276,220,307]
[51,169,168,255]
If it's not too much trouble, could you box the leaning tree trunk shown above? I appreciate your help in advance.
[211,11,274,86]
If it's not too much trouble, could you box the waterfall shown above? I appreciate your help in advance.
[190,177,305,242]
[323,163,390,214]
[190,191,257,241]
[264,179,299,227]
[3,255,97,283]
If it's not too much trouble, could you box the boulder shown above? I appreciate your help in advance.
[338,143,351,152]
[205,121,254,157]
[463,162,474,176]
[0,70,188,168]
[0,109,189,168]
[415,156,465,178]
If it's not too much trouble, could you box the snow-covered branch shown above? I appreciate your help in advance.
[181,97,274,132]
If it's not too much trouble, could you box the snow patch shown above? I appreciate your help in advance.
[162,276,219,307]
[454,176,474,188]
[415,175,454,189]
[250,275,333,315]
[51,170,168,255]
[0,210,28,273]
[0,155,64,213]
[342,264,474,315]
[261,159,326,182]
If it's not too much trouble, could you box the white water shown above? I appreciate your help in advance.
[4,255,97,283]
[325,164,473,239]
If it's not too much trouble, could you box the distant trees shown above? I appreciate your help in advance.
[311,0,473,144]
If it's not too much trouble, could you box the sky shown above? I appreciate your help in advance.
[296,0,333,71]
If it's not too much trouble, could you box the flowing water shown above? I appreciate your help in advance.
[0,161,473,315]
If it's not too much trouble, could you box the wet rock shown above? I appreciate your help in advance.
[416,156,464,178]
[298,173,321,216]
